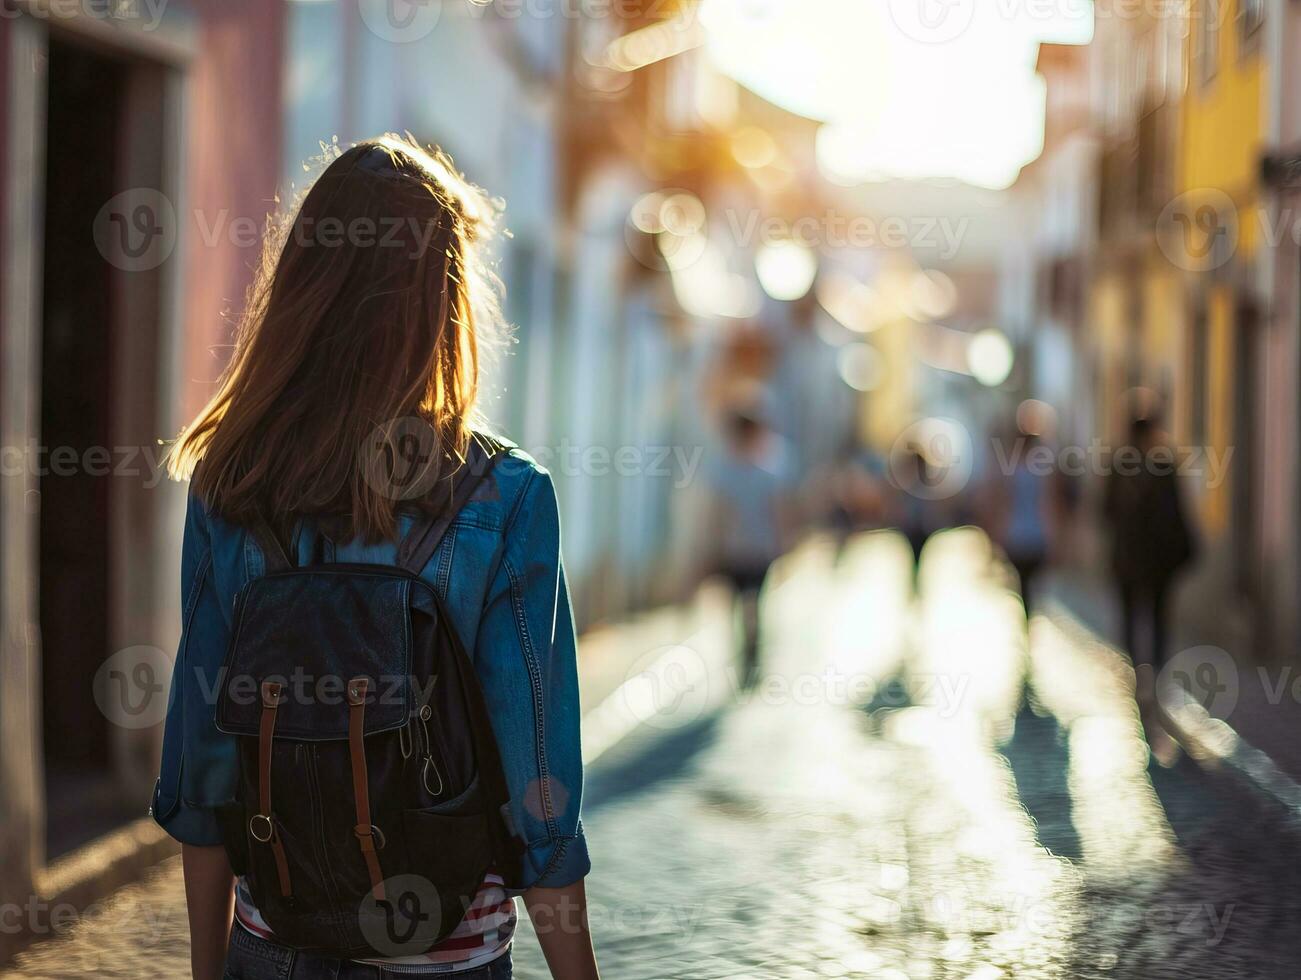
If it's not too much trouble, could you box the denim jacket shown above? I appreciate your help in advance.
[151,446,591,891]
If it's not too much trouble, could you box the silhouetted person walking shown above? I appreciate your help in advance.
[1103,416,1196,684]
[989,434,1059,613]
[708,408,793,689]
[897,445,943,591]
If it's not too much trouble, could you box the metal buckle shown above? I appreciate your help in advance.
[249,813,274,843]
[347,677,370,705]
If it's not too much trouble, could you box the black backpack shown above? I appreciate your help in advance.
[213,437,523,958]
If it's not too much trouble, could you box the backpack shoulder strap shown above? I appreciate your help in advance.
[251,513,295,574]
[202,450,297,576]
[395,432,511,575]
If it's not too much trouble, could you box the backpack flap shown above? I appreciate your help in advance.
[215,568,414,739]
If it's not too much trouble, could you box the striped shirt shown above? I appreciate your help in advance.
[234,875,515,972]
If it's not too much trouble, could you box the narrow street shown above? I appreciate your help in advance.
[7,532,1301,979]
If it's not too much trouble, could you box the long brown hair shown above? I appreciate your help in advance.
[169,135,506,542]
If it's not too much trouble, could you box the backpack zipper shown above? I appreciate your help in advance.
[304,743,344,913]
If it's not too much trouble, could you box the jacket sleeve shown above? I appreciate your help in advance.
[473,465,591,890]
[151,490,237,846]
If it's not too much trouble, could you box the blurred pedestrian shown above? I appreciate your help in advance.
[824,440,888,562]
[896,444,941,589]
[1103,415,1197,693]
[155,137,599,980]
[987,432,1060,613]
[707,406,794,689]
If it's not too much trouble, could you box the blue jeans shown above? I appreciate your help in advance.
[222,924,513,980]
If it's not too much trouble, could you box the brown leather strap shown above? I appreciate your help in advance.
[347,677,386,901]
[254,680,292,898]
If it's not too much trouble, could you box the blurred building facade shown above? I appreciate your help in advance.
[1262,0,1301,654]
[1002,42,1097,458]
[559,0,858,607]
[1010,0,1295,654]
[1176,0,1268,642]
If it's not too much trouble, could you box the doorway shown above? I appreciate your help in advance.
[1231,296,1259,604]
[37,37,137,859]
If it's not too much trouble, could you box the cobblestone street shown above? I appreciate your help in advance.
[6,531,1301,979]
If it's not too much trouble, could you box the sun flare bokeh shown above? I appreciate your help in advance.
[701,0,1094,188]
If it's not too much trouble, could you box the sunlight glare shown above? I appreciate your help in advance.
[701,0,1094,189]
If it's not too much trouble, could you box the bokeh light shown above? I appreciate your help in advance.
[756,240,818,301]
[837,342,884,391]
[967,328,1015,387]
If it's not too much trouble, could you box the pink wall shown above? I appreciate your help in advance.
[0,14,8,367]
[179,0,285,421]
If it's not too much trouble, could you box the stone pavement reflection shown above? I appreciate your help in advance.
[513,530,1301,978]
[5,530,1301,979]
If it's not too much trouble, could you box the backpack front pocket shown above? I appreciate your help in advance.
[400,782,495,939]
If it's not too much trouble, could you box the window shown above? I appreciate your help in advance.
[1238,0,1265,53]
[1147,26,1166,104]
[1165,15,1185,94]
[1189,302,1208,447]
[1198,0,1220,85]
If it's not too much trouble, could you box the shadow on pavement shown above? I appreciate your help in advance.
[860,669,912,734]
[1146,748,1301,863]
[1063,756,1301,979]
[999,705,1084,863]
[584,713,723,809]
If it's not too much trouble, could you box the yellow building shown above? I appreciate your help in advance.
[1081,0,1269,647]
[1175,0,1266,590]
[1088,9,1187,441]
